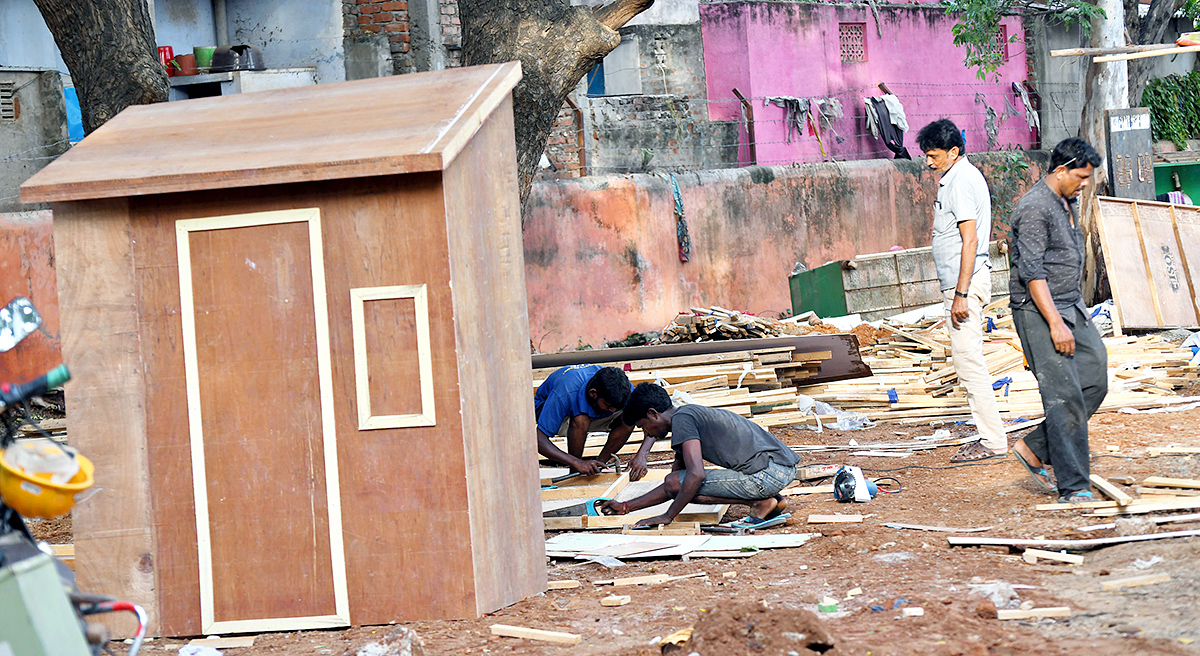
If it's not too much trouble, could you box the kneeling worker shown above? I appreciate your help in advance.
[601,382,800,528]
[536,364,651,478]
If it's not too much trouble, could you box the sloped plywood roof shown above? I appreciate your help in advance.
[21,62,522,203]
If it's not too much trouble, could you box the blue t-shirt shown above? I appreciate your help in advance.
[534,364,619,436]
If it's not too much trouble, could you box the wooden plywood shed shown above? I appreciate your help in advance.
[20,62,546,636]
[1094,196,1200,332]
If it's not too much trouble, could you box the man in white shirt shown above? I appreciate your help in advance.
[917,119,1006,462]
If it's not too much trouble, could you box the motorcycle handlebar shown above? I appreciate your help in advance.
[0,365,69,411]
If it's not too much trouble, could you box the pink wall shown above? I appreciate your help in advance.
[523,152,1046,352]
[700,2,1034,166]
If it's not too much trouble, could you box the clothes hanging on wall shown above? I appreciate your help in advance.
[864,95,912,160]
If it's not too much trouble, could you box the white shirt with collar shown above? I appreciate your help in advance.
[931,156,992,292]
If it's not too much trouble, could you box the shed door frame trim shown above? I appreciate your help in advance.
[350,284,436,430]
[176,207,350,633]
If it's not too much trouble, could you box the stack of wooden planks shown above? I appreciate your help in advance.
[1038,474,1200,518]
[657,306,804,343]
[793,302,1198,425]
[533,345,843,439]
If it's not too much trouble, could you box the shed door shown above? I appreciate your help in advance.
[177,208,349,633]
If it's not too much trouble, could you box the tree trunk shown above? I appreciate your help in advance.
[1078,0,1128,304]
[33,0,168,134]
[459,0,654,210]
[1128,0,1187,106]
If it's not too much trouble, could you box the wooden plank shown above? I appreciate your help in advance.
[1172,205,1200,324]
[947,529,1200,549]
[1136,203,1197,326]
[1147,446,1200,456]
[808,514,863,524]
[884,523,993,533]
[601,595,631,607]
[1023,548,1084,565]
[187,637,257,648]
[1097,198,1159,329]
[781,485,834,496]
[55,198,160,637]
[1090,474,1133,506]
[546,580,581,590]
[543,517,585,531]
[20,63,525,203]
[1100,573,1170,590]
[1089,498,1200,516]
[997,607,1072,620]
[490,624,582,645]
[541,484,615,501]
[1142,477,1200,489]
[1093,44,1200,62]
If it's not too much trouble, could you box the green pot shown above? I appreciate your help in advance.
[193,46,216,69]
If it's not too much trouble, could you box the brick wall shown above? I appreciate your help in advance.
[344,0,412,73]
[439,0,461,67]
[538,103,587,181]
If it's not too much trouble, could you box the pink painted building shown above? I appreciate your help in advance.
[699,1,1035,166]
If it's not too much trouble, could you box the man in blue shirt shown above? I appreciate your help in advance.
[536,365,650,477]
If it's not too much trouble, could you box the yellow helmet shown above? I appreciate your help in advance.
[0,441,94,519]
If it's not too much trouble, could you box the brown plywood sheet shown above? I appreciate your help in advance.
[1135,204,1199,326]
[362,297,423,417]
[54,199,158,639]
[442,96,547,614]
[189,221,337,622]
[20,63,522,203]
[1096,198,1160,329]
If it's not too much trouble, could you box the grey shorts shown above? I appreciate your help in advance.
[671,460,797,501]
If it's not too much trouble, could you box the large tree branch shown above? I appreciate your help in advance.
[460,0,654,211]
[33,0,167,134]
[1128,0,1186,104]
[593,0,656,31]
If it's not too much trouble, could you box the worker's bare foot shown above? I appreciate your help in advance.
[1012,439,1044,469]
[750,495,782,521]
[765,494,787,520]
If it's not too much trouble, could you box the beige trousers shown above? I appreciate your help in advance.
[943,266,1007,452]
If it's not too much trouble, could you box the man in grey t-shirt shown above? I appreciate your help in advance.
[600,383,800,528]
[916,119,1006,463]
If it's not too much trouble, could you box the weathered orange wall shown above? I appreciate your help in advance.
[524,153,1047,352]
[0,211,61,382]
[0,154,1046,362]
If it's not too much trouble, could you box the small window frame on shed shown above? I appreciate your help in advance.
[839,23,867,63]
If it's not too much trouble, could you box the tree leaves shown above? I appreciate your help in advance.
[1141,72,1200,148]
[945,0,1106,81]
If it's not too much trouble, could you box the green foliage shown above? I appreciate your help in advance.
[1183,0,1200,28]
[989,150,1031,238]
[1141,72,1200,149]
[945,0,1105,80]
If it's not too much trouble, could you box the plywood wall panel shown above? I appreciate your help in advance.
[52,199,158,637]
[1097,199,1158,328]
[441,95,546,613]
[1135,204,1198,326]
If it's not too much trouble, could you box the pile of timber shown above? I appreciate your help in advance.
[532,345,841,439]
[656,306,804,343]
[1037,474,1200,519]
[794,299,1198,425]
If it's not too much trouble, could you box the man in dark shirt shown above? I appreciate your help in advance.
[1007,138,1107,504]
[600,383,801,527]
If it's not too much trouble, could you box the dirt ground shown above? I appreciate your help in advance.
[53,405,1200,656]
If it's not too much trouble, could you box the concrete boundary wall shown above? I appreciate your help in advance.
[523,151,1048,352]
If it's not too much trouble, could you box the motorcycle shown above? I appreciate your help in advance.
[0,297,147,656]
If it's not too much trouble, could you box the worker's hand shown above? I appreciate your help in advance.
[633,514,672,529]
[627,454,648,481]
[1050,319,1075,356]
[573,458,604,476]
[950,296,970,328]
[599,500,628,516]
